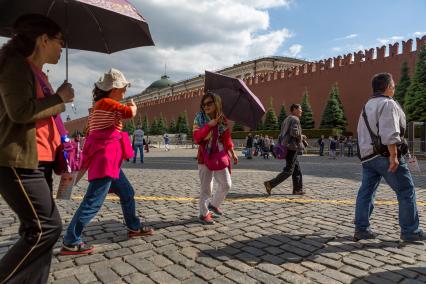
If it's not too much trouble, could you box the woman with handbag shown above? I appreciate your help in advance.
[61,68,154,255]
[0,14,75,283]
[193,92,238,225]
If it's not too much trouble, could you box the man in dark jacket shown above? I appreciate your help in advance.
[245,133,253,159]
[264,104,305,195]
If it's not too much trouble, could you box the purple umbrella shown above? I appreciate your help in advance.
[205,71,265,129]
[0,0,154,79]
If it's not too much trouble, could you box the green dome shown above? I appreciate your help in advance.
[145,75,175,92]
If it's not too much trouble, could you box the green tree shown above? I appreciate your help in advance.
[168,118,177,133]
[320,84,347,130]
[150,117,159,135]
[232,121,244,131]
[122,121,135,134]
[263,97,279,130]
[394,61,411,110]
[177,111,190,135]
[405,46,426,121]
[277,104,287,128]
[157,116,166,134]
[142,114,149,134]
[255,119,264,131]
[300,89,315,129]
[333,83,347,127]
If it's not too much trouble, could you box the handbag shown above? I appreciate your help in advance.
[204,150,230,171]
[407,155,421,173]
[121,131,134,159]
[273,134,288,160]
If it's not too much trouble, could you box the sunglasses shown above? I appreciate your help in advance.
[202,100,214,107]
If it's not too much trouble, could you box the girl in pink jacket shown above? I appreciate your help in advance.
[61,69,154,255]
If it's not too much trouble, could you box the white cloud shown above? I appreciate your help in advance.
[1,0,294,119]
[414,31,426,37]
[284,44,303,57]
[333,33,358,41]
[377,36,404,45]
[332,47,342,52]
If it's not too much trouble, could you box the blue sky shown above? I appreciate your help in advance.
[1,0,423,119]
[269,0,426,60]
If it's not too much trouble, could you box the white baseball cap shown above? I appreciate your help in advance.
[95,68,131,91]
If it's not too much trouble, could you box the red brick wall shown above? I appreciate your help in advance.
[65,36,426,134]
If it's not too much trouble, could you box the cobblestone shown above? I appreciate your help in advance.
[0,150,425,283]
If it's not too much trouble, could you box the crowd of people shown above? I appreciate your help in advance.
[0,14,423,284]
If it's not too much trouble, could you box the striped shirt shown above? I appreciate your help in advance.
[88,98,133,133]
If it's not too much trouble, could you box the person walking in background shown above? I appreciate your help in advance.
[163,133,170,151]
[329,136,337,159]
[339,135,346,157]
[354,72,423,243]
[0,14,75,283]
[245,133,253,159]
[264,104,306,195]
[133,126,144,163]
[193,91,238,225]
[347,135,354,157]
[318,135,325,156]
[61,68,154,255]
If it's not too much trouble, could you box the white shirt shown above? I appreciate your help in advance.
[357,96,405,162]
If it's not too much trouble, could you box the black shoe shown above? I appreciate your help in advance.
[401,230,425,243]
[353,229,377,241]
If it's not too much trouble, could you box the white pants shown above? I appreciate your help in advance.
[198,164,232,216]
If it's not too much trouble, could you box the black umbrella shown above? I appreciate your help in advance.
[0,0,154,79]
[204,71,265,129]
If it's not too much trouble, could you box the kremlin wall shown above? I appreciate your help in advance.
[65,36,426,135]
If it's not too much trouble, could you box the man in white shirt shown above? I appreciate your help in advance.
[354,73,423,243]
[133,126,144,163]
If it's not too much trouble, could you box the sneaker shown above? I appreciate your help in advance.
[128,226,155,238]
[264,181,272,195]
[353,229,377,241]
[401,230,425,243]
[208,204,223,216]
[199,212,215,225]
[60,242,94,255]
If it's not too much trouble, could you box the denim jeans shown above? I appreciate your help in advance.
[64,169,141,245]
[355,156,421,237]
[133,144,144,162]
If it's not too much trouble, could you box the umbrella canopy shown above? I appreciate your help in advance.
[204,71,265,129]
[0,0,154,53]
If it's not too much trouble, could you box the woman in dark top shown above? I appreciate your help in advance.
[0,14,74,283]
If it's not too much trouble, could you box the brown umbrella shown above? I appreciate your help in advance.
[205,71,266,129]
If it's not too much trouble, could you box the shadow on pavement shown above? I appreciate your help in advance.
[199,233,408,267]
[358,267,426,283]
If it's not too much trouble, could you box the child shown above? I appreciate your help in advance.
[61,69,154,255]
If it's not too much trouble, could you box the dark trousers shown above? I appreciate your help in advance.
[0,166,62,284]
[268,150,303,192]
[319,144,324,156]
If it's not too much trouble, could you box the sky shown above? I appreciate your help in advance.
[0,0,425,119]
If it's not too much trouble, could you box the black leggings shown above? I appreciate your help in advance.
[0,166,62,284]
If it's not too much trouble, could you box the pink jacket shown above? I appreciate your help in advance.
[82,128,132,181]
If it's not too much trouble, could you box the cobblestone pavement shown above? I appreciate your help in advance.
[1,148,426,284]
